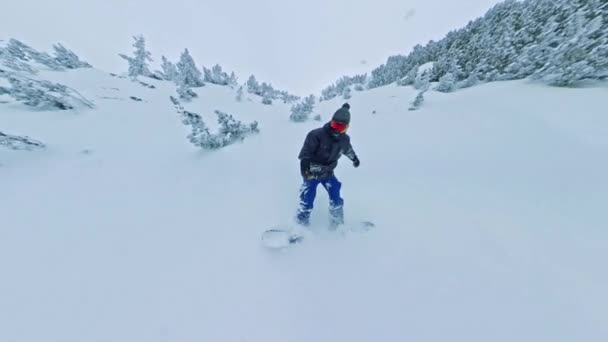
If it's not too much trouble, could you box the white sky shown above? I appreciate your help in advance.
[1,0,502,95]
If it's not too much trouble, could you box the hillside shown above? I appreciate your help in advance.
[320,0,608,100]
[1,62,607,341]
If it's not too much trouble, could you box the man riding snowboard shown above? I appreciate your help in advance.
[296,103,360,228]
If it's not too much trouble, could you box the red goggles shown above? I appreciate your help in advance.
[330,120,349,134]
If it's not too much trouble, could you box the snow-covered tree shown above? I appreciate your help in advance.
[279,91,300,103]
[244,75,298,101]
[160,56,178,81]
[119,35,153,78]
[321,0,608,92]
[458,71,480,89]
[343,87,352,99]
[176,82,197,101]
[321,84,337,101]
[176,48,204,88]
[0,49,37,74]
[260,82,274,98]
[228,72,238,88]
[203,64,232,85]
[414,70,431,91]
[0,72,94,110]
[534,8,605,86]
[52,43,91,69]
[397,66,419,86]
[246,75,261,95]
[408,91,425,111]
[6,39,63,70]
[435,72,457,92]
[0,130,45,150]
[171,96,259,150]
[262,92,272,105]
[212,110,260,145]
[289,94,315,122]
[320,74,367,100]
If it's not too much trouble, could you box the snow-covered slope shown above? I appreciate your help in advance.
[1,68,607,342]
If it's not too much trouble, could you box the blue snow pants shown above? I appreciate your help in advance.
[296,175,344,226]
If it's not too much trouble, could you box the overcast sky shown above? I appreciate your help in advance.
[1,0,502,95]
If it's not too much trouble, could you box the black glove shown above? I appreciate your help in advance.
[300,159,312,178]
[352,156,360,168]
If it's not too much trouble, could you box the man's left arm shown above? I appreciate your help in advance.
[343,136,360,168]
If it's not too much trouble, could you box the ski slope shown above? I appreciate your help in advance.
[1,68,607,342]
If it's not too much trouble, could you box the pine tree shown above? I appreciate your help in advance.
[171,96,259,150]
[0,72,94,110]
[176,82,197,101]
[161,56,178,81]
[203,64,228,85]
[459,71,480,89]
[323,0,608,91]
[53,43,91,69]
[397,66,418,86]
[247,75,261,95]
[119,35,153,78]
[228,72,238,88]
[343,87,352,99]
[414,69,431,91]
[435,72,457,92]
[408,91,425,111]
[6,39,63,70]
[176,49,204,87]
[536,4,605,86]
[262,92,272,105]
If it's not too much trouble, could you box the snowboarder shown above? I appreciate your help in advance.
[295,103,360,228]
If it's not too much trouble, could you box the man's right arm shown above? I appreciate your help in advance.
[298,131,318,177]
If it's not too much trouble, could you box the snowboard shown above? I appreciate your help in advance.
[261,221,375,249]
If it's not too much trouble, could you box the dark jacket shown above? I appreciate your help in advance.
[298,123,358,178]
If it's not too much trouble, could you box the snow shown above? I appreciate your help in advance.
[418,61,435,74]
[1,68,607,342]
